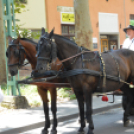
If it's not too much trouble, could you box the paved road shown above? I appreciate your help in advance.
[19,108,134,134]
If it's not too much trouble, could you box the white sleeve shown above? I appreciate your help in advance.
[122,39,128,49]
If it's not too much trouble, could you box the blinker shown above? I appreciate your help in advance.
[6,51,8,57]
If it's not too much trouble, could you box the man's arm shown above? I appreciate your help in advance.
[122,38,128,49]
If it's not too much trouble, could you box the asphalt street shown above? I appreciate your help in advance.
[19,108,134,134]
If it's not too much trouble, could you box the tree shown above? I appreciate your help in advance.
[14,0,27,13]
[0,0,7,84]
[74,0,93,50]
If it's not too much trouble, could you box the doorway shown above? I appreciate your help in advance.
[101,39,108,52]
[100,34,119,52]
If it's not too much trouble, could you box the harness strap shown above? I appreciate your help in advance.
[56,50,92,65]
[7,43,29,68]
[99,53,106,93]
[20,69,125,85]
[81,47,84,68]
[109,52,121,83]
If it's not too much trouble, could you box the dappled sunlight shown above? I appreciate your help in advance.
[116,120,123,124]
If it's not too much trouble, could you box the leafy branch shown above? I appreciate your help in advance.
[14,0,27,13]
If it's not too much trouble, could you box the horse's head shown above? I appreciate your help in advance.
[36,28,57,71]
[6,36,26,76]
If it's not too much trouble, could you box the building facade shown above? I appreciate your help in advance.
[16,0,134,52]
[45,0,134,52]
[15,0,47,30]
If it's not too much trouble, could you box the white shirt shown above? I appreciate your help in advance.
[122,38,134,51]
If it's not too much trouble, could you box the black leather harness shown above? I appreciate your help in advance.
[6,43,29,68]
[20,51,122,89]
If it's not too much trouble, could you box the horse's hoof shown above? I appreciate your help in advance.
[124,120,130,127]
[50,130,57,134]
[87,129,94,134]
[77,131,85,134]
[77,129,85,134]
[41,129,49,134]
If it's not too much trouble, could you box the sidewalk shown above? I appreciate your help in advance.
[0,95,122,134]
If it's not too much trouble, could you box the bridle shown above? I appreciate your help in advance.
[36,36,98,67]
[36,36,53,63]
[6,42,28,68]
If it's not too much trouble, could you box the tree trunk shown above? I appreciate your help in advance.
[74,0,93,50]
[0,1,7,84]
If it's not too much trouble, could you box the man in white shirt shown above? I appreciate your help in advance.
[122,25,134,50]
[122,25,134,115]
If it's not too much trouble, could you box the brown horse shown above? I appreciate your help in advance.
[36,29,134,134]
[6,35,70,134]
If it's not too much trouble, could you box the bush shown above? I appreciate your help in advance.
[130,20,134,26]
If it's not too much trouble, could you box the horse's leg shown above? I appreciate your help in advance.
[38,87,50,134]
[49,88,57,134]
[123,89,133,127]
[83,86,94,134]
[74,90,85,134]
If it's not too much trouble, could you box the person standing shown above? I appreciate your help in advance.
[122,25,134,115]
[122,25,134,50]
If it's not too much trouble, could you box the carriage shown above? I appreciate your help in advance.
[6,28,134,134]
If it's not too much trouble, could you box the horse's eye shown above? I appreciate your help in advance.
[6,52,8,57]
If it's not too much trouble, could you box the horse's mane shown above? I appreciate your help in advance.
[20,38,38,46]
[54,34,78,46]
[54,34,90,51]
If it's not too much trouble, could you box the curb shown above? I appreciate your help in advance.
[0,103,121,134]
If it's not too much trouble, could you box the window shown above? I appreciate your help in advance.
[93,43,98,49]
[130,14,134,20]
[61,25,75,42]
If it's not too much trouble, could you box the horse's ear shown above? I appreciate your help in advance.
[14,35,20,44]
[18,35,20,40]
[49,27,55,38]
[8,36,12,44]
[41,27,45,35]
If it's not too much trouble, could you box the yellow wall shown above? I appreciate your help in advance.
[15,0,46,30]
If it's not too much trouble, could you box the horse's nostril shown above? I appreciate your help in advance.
[37,66,44,70]
[40,67,44,70]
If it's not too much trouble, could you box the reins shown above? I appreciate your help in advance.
[56,50,95,65]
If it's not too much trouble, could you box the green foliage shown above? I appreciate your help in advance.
[57,88,76,100]
[57,88,70,98]
[20,85,42,107]
[1,84,7,91]
[14,0,42,39]
[14,0,27,13]
[64,87,71,91]
[31,31,42,40]
[16,24,41,39]
[130,20,134,26]
[70,94,76,100]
